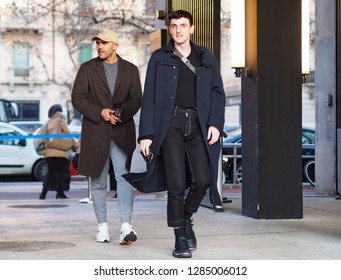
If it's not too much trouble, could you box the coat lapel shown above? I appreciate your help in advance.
[94,56,128,103]
[113,56,126,100]
[95,58,111,94]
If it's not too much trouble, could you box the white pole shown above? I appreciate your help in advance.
[79,177,92,203]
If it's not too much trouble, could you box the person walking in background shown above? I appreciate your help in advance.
[71,29,142,245]
[39,104,79,199]
[138,10,226,258]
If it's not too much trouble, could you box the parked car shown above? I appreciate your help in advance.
[222,127,315,186]
[10,120,43,134]
[0,121,47,181]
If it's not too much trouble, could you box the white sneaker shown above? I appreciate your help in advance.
[96,223,110,243]
[119,223,137,245]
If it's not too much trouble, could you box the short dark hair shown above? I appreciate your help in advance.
[167,10,193,26]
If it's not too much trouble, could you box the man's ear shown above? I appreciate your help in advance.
[190,25,195,34]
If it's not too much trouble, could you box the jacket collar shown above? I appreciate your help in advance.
[165,40,211,67]
[165,39,203,56]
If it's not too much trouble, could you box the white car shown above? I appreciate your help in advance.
[0,121,47,181]
[10,120,43,134]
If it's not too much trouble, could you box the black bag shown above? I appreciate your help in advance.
[122,153,167,193]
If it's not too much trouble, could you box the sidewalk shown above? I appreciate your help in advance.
[0,179,341,260]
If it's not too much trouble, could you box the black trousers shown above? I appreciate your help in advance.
[42,157,70,195]
[161,107,210,228]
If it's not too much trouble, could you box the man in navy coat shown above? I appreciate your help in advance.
[138,10,226,258]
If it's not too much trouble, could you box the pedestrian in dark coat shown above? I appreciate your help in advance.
[138,10,226,258]
[72,29,142,245]
[72,56,141,178]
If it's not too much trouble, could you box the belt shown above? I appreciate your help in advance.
[173,105,197,113]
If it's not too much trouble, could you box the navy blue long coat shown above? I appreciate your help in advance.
[138,41,226,207]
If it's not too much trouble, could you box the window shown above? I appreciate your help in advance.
[13,43,30,77]
[14,101,40,121]
[0,128,22,147]
[302,129,315,144]
[79,43,92,64]
[77,0,93,21]
[79,0,92,8]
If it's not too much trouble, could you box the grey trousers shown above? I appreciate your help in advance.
[90,140,134,225]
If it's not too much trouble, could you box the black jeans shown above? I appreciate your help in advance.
[42,157,70,195]
[161,106,210,227]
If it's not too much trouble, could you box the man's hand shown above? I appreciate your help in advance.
[101,108,120,125]
[140,139,153,157]
[207,126,221,145]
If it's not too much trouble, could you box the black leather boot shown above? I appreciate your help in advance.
[172,236,192,258]
[39,190,47,200]
[184,219,197,251]
[172,227,192,258]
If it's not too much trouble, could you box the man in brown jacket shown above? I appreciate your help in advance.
[71,29,142,245]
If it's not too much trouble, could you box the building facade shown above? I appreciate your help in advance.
[0,0,153,122]
[0,0,316,128]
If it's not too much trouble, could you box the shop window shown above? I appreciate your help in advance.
[13,43,30,77]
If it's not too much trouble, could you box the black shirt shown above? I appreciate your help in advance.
[174,49,200,108]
